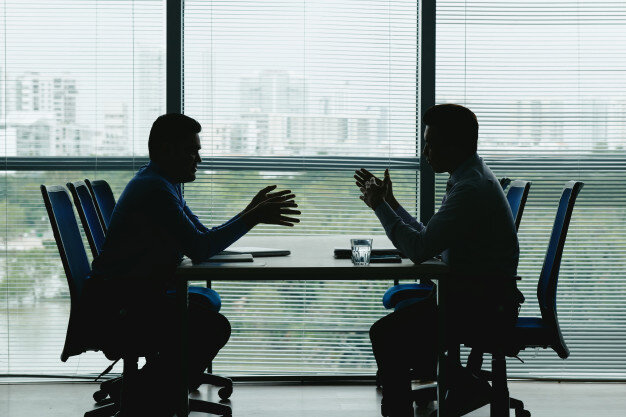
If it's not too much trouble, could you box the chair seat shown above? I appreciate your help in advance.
[167,287,221,312]
[382,283,433,310]
[466,316,554,355]
[513,316,551,348]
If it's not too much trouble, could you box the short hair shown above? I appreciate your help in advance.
[148,113,202,160]
[423,104,478,154]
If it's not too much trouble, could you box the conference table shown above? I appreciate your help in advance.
[174,235,451,416]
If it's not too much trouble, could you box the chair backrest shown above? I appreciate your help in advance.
[537,180,584,358]
[506,180,531,231]
[67,180,106,258]
[85,179,116,233]
[40,184,92,362]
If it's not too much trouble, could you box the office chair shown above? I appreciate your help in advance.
[382,180,531,311]
[67,181,107,258]
[85,179,116,233]
[409,181,583,417]
[41,184,148,417]
[78,179,233,402]
[466,180,583,417]
[43,184,233,417]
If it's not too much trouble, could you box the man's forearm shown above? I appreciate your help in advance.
[394,204,425,232]
[386,197,400,211]
[204,217,251,260]
[374,201,431,264]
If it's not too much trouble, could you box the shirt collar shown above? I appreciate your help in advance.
[147,160,179,185]
[448,152,480,186]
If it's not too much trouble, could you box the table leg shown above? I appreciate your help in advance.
[206,279,212,374]
[436,283,448,417]
[176,278,190,417]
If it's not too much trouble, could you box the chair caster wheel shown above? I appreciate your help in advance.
[93,389,108,403]
[218,385,233,400]
[515,409,531,417]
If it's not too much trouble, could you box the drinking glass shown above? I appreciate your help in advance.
[350,238,373,266]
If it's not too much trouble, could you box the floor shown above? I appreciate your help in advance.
[1,380,625,416]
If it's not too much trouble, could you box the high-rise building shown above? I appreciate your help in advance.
[135,47,166,154]
[102,104,130,155]
[240,70,307,114]
[7,72,87,156]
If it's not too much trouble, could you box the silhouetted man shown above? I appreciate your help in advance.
[356,104,522,416]
[89,113,300,415]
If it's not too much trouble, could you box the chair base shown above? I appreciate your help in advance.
[196,373,233,400]
[89,358,232,417]
[190,398,232,416]
[95,372,234,405]
[86,396,231,417]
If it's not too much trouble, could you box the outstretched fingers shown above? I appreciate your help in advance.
[278,216,300,224]
[260,185,277,193]
[267,193,296,203]
[265,189,292,200]
[280,208,301,215]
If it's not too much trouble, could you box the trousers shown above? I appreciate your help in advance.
[370,293,437,416]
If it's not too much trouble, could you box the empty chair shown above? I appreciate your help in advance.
[85,179,116,233]
[40,185,100,363]
[67,181,106,258]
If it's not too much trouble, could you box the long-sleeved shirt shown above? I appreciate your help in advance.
[374,153,519,278]
[91,161,249,290]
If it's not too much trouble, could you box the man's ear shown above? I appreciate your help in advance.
[158,140,173,157]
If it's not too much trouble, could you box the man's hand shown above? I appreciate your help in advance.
[242,192,301,228]
[354,168,398,210]
[359,174,390,210]
[243,185,294,214]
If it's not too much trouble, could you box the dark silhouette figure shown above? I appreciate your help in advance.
[356,104,523,417]
[85,113,300,415]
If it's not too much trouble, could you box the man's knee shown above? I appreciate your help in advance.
[190,310,230,345]
[213,312,231,346]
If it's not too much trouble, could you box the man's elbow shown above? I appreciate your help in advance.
[187,241,211,264]
[408,253,430,265]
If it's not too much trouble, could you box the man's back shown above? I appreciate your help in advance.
[442,153,519,277]
[92,162,192,289]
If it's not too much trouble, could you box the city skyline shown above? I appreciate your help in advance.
[1,68,624,159]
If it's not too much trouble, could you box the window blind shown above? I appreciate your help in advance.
[437,1,626,379]
[184,0,419,375]
[0,0,165,377]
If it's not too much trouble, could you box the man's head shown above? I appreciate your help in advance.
[422,104,478,174]
[148,113,202,183]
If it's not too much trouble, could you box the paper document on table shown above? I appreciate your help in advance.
[220,247,291,257]
[333,247,406,259]
[206,253,254,263]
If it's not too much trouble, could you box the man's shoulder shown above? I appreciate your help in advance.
[450,175,481,195]
[130,168,175,193]
[451,170,502,205]
[117,170,177,206]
